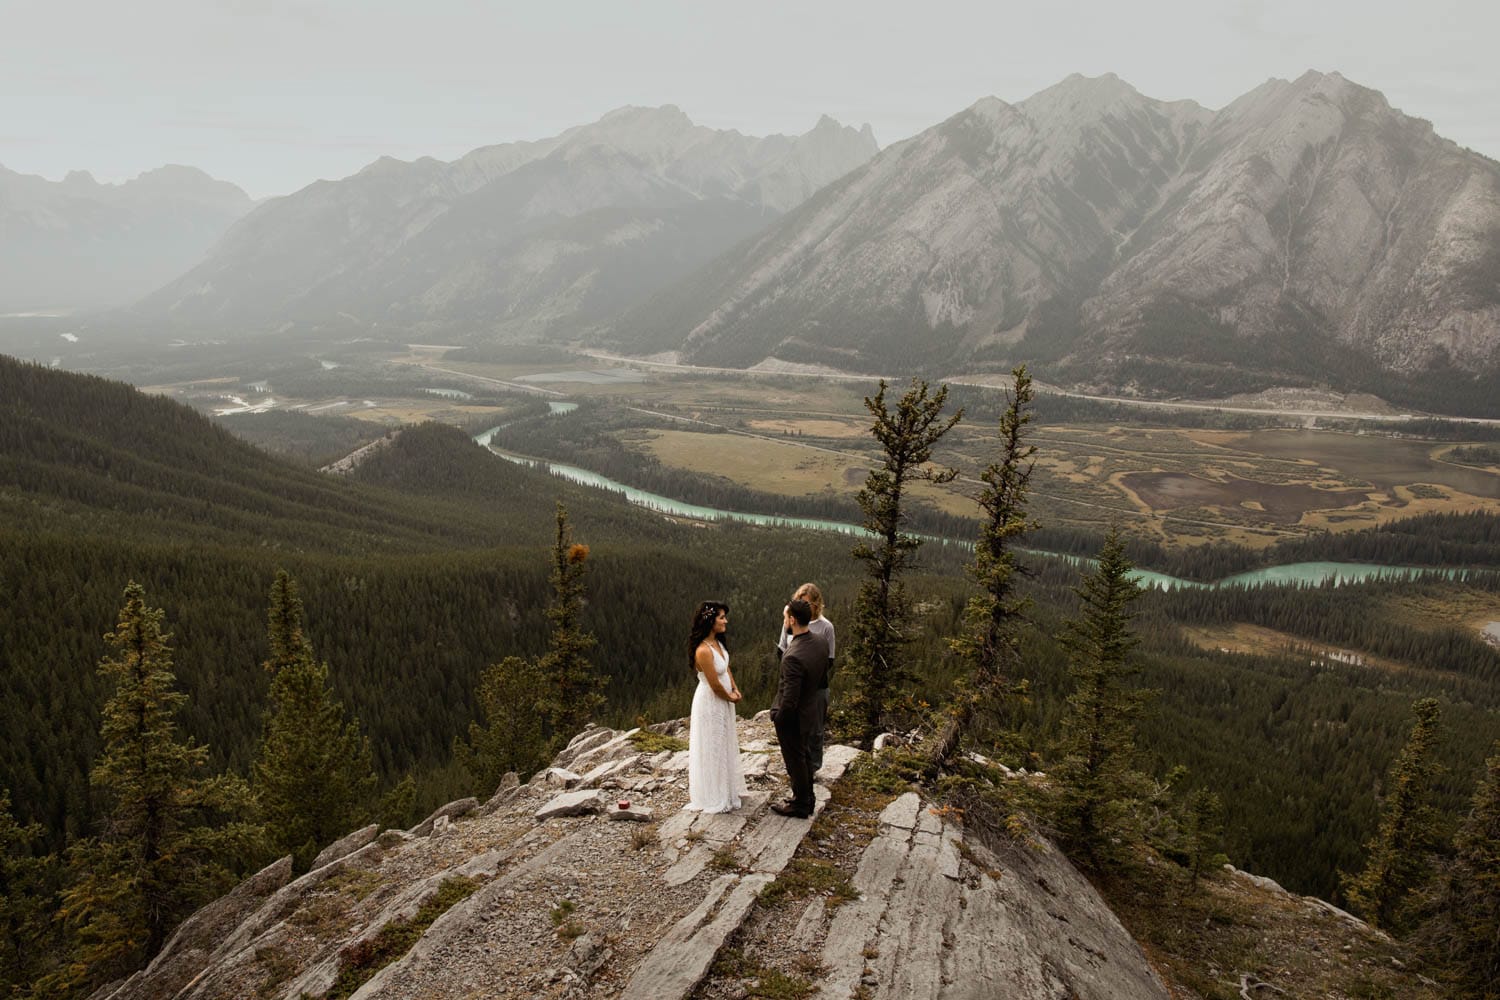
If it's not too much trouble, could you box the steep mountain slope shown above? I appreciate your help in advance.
[127,108,876,340]
[0,164,253,313]
[610,72,1500,410]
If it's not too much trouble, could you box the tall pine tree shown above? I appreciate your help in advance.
[1051,528,1154,863]
[47,583,254,994]
[1414,741,1500,996]
[842,378,961,745]
[1,787,57,994]
[252,570,377,871]
[535,503,604,746]
[929,367,1037,772]
[455,655,547,792]
[1341,697,1444,932]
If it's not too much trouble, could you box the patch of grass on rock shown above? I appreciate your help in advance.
[629,729,688,754]
[759,857,858,910]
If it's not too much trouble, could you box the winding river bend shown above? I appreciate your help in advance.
[475,419,1467,592]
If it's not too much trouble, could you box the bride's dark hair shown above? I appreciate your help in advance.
[688,600,730,672]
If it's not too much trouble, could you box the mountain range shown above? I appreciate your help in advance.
[610,72,1500,407]
[125,107,877,340]
[0,164,253,313]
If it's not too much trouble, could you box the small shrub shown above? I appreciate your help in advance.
[709,846,741,872]
[630,824,657,850]
[549,898,577,926]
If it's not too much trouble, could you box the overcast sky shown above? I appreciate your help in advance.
[4,0,1497,199]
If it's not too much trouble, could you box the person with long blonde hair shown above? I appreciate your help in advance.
[776,582,835,772]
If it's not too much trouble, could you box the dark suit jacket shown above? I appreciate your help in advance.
[772,630,829,732]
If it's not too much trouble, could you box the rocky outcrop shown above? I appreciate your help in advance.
[92,719,1169,1000]
[611,71,1500,409]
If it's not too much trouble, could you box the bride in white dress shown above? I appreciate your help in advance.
[686,601,747,813]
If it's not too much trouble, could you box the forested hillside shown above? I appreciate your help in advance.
[0,357,867,851]
[4,354,1500,948]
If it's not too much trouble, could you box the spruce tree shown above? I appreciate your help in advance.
[455,655,547,791]
[929,367,1036,772]
[842,378,961,745]
[1415,741,1500,996]
[1,787,56,993]
[48,583,253,993]
[1341,697,1444,932]
[253,570,377,871]
[1051,528,1153,862]
[1180,786,1227,886]
[535,503,604,745]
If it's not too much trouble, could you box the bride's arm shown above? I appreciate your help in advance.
[696,645,735,701]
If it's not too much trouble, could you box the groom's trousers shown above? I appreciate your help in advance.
[773,713,816,813]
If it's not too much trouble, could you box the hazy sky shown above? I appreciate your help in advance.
[4,0,1497,199]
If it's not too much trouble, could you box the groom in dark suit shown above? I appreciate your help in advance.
[770,598,829,818]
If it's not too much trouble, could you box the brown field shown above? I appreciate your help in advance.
[1179,623,1409,674]
[632,428,976,517]
[1118,472,1367,524]
[744,418,869,438]
[343,402,508,425]
[1380,590,1500,639]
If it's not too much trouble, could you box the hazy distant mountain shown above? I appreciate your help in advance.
[130,108,877,339]
[611,72,1500,410]
[0,164,254,314]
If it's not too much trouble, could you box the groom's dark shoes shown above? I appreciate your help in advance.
[771,801,812,818]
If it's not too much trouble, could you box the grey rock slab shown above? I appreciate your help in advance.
[866,818,963,999]
[815,743,862,783]
[577,753,641,789]
[349,828,594,1000]
[552,726,618,769]
[105,855,294,1000]
[535,789,605,820]
[664,844,715,887]
[820,816,918,998]
[937,833,1171,1000]
[608,805,655,822]
[878,791,922,831]
[542,766,582,789]
[661,750,691,773]
[619,872,774,1000]
[408,796,478,837]
[658,808,697,844]
[177,841,385,999]
[938,823,962,881]
[744,785,829,874]
[310,823,380,872]
[791,897,830,948]
[568,728,642,771]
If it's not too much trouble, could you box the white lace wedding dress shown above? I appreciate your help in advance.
[686,642,746,813]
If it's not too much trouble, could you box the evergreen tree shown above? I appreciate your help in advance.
[455,656,547,791]
[252,571,377,871]
[1341,697,1445,932]
[842,378,961,744]
[1414,742,1500,996]
[1051,528,1153,861]
[1,788,57,994]
[47,583,253,994]
[929,367,1037,771]
[1179,786,1227,885]
[535,503,604,745]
